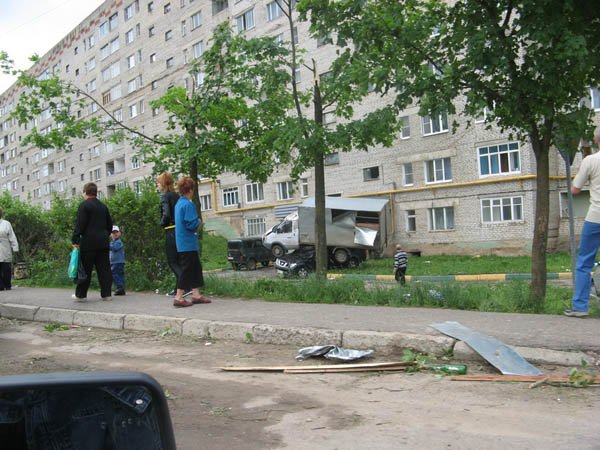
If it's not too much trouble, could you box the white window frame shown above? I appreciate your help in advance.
[245,182,264,203]
[590,87,600,111]
[236,8,255,33]
[223,187,239,207]
[200,193,212,211]
[277,181,294,200]
[478,142,521,177]
[300,178,309,197]
[191,11,202,29]
[421,112,448,136]
[363,166,380,181]
[246,217,266,237]
[403,162,414,186]
[267,1,282,21]
[428,206,454,231]
[193,41,203,59]
[406,209,416,232]
[400,115,410,139]
[425,157,452,184]
[481,196,523,223]
[131,155,140,169]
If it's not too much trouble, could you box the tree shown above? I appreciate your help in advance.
[266,0,402,277]
[1,24,295,218]
[301,0,600,306]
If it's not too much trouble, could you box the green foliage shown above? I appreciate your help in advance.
[0,192,52,263]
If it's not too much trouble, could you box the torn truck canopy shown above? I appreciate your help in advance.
[296,345,374,362]
[431,321,543,376]
[354,226,378,246]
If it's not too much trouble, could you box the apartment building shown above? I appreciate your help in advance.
[0,0,596,255]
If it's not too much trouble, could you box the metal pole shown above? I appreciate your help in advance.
[564,161,577,286]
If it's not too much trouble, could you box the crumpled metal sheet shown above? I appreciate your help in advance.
[296,345,374,362]
[354,226,378,246]
[431,321,543,376]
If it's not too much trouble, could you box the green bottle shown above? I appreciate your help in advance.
[429,364,467,375]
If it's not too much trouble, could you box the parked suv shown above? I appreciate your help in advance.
[227,238,273,271]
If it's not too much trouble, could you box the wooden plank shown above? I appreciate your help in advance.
[219,361,415,372]
[284,366,409,374]
[450,374,600,384]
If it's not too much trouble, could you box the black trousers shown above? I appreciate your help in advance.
[0,262,12,290]
[76,249,112,298]
[394,267,406,286]
[165,229,182,290]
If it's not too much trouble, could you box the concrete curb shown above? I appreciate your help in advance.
[0,304,590,367]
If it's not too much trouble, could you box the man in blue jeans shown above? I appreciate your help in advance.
[567,127,600,317]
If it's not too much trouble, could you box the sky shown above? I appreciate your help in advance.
[0,0,105,93]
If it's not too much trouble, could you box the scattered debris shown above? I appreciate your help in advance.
[449,374,600,387]
[431,321,543,376]
[295,345,374,362]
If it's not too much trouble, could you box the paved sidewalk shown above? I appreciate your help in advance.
[0,286,597,368]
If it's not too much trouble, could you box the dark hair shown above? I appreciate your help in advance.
[83,182,98,196]
[157,172,175,192]
[177,176,195,195]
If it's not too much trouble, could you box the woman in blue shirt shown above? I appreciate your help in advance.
[173,176,211,308]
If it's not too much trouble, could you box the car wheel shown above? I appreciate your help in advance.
[297,267,310,278]
[232,263,240,271]
[348,257,360,269]
[271,244,285,258]
[333,248,350,265]
[261,261,270,267]
[247,259,257,270]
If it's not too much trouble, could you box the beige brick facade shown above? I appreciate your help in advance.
[0,0,596,255]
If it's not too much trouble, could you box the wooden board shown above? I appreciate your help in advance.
[219,361,415,372]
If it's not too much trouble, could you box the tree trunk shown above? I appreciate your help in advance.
[313,77,328,279]
[530,139,550,310]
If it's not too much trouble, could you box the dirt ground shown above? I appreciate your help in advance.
[0,317,598,450]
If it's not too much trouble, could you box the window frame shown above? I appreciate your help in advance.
[428,206,455,231]
[421,112,449,136]
[222,187,239,207]
[478,142,521,177]
[277,181,294,200]
[481,196,523,223]
[425,157,452,184]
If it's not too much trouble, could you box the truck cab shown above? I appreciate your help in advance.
[262,212,299,257]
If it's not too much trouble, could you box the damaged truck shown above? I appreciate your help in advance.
[262,196,391,269]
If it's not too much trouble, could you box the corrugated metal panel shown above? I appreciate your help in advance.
[274,204,298,219]
[301,196,388,212]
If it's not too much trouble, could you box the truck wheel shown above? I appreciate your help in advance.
[297,267,310,278]
[232,263,240,271]
[271,244,285,258]
[333,248,350,265]
[247,259,257,270]
[261,261,270,267]
[348,257,360,268]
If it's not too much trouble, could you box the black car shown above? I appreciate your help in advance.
[275,247,366,278]
[227,238,273,270]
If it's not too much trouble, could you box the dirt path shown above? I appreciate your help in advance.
[0,318,598,450]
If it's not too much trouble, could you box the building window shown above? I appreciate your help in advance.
[192,41,203,59]
[475,106,493,123]
[363,166,380,181]
[267,1,282,21]
[148,1,154,12]
[129,103,138,118]
[400,115,410,139]
[277,181,294,200]
[317,33,333,47]
[131,156,140,169]
[200,194,212,211]
[300,178,309,197]
[406,209,416,232]
[151,80,158,90]
[428,206,454,231]
[246,217,266,237]
[164,3,171,13]
[127,54,136,69]
[403,163,413,186]
[245,182,264,203]
[165,30,173,41]
[126,28,135,44]
[212,0,228,15]
[324,152,339,166]
[478,142,520,176]
[223,187,239,207]
[125,3,134,20]
[590,88,600,111]
[481,196,523,223]
[150,53,156,63]
[236,9,255,32]
[86,57,96,72]
[421,112,449,136]
[166,57,174,68]
[149,26,155,37]
[425,157,452,183]
[191,11,202,29]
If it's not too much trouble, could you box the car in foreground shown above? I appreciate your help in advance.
[275,247,367,278]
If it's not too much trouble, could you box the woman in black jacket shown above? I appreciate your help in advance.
[157,172,182,295]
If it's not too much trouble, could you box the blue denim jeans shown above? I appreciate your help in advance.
[572,220,600,312]
[111,263,125,290]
